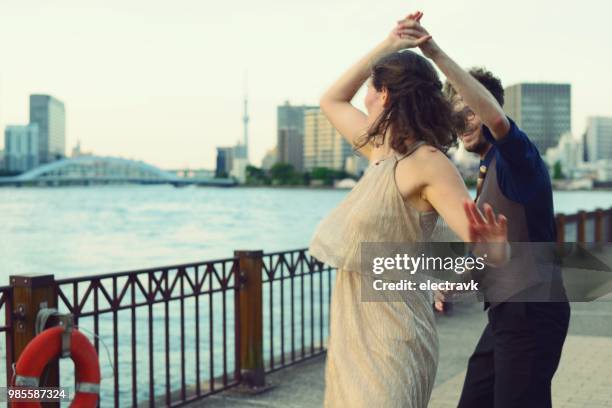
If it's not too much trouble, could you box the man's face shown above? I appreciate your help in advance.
[452,96,489,154]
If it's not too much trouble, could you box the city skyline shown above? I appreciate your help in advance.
[1,0,611,169]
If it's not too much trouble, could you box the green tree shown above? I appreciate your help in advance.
[270,162,296,185]
[464,177,477,188]
[245,165,270,185]
[310,167,350,186]
[552,160,565,180]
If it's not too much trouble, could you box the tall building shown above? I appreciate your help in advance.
[261,147,278,170]
[232,144,247,161]
[544,131,583,178]
[277,128,301,170]
[277,101,318,171]
[231,143,249,182]
[303,109,352,171]
[215,147,234,177]
[4,124,40,172]
[231,156,248,183]
[584,116,612,162]
[504,83,571,153]
[29,94,66,164]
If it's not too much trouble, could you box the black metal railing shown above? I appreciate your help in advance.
[54,256,242,407]
[1,249,334,407]
[261,249,333,373]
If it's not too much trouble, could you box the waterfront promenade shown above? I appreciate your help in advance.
[189,301,612,408]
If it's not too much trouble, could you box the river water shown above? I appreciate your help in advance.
[1,185,610,279]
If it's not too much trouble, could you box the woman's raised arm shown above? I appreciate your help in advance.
[320,15,431,160]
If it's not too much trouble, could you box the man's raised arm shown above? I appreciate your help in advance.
[397,12,511,139]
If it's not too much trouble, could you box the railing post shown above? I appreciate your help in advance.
[9,274,59,406]
[556,213,565,244]
[4,287,14,394]
[577,211,586,243]
[234,250,265,388]
[595,208,604,243]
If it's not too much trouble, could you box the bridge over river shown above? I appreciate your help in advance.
[0,156,236,187]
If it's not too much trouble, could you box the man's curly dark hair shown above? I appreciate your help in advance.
[443,67,504,107]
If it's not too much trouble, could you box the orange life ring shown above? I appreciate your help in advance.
[12,326,101,408]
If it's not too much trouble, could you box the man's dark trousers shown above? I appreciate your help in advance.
[457,300,570,408]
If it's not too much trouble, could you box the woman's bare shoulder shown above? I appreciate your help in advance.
[401,144,453,166]
[406,145,461,179]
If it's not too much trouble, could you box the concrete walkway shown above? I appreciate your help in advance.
[188,301,612,407]
[429,334,612,408]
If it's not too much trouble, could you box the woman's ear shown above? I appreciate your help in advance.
[381,87,390,108]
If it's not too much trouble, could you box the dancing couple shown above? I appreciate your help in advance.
[308,11,570,408]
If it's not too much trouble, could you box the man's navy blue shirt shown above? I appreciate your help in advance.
[480,117,557,242]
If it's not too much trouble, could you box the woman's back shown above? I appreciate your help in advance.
[308,141,452,275]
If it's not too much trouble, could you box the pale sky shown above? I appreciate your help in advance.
[1,0,610,170]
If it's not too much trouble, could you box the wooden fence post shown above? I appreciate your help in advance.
[577,211,586,243]
[595,208,603,243]
[234,250,265,388]
[556,213,565,244]
[9,274,59,407]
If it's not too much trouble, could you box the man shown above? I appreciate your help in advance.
[397,12,570,408]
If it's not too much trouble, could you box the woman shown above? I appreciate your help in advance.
[308,12,508,408]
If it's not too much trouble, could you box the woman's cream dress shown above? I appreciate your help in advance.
[309,141,447,408]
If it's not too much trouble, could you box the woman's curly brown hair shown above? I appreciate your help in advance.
[355,50,461,154]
